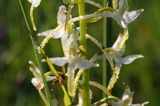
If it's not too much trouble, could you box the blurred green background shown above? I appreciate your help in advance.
[0,0,160,106]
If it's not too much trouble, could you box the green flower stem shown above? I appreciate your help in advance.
[18,0,52,105]
[78,0,91,105]
[38,90,50,106]
[102,0,107,97]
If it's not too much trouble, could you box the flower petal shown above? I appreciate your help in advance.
[31,78,43,90]
[29,61,41,79]
[122,86,134,105]
[118,0,129,14]
[46,76,56,81]
[121,55,144,65]
[37,26,65,39]
[64,34,78,55]
[49,57,68,66]
[124,9,144,24]
[57,5,67,25]
[89,54,104,62]
[28,0,41,7]
[75,56,99,69]
[112,30,128,53]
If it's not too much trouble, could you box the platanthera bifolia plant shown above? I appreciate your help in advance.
[19,0,149,105]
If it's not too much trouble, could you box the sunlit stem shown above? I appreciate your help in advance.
[38,90,50,106]
[30,5,37,31]
[78,0,91,105]
[107,67,120,91]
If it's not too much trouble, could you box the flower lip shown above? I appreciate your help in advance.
[31,78,44,90]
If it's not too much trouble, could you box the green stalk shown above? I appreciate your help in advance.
[102,0,107,98]
[78,0,91,105]
[18,0,52,105]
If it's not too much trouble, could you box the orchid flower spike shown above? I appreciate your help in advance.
[28,0,41,31]
[112,86,149,106]
[109,0,144,28]
[28,61,56,90]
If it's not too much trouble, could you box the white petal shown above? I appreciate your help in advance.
[112,34,123,50]
[121,55,144,65]
[131,101,149,106]
[122,86,134,105]
[64,34,77,54]
[89,54,104,62]
[37,29,53,36]
[118,0,129,12]
[31,78,43,90]
[49,57,68,66]
[74,56,99,69]
[57,5,67,25]
[124,9,144,24]
[46,76,56,81]
[29,61,41,79]
[131,104,142,106]
[28,0,41,7]
[112,30,128,53]
[37,26,65,39]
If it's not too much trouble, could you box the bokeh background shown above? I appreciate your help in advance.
[0,0,160,106]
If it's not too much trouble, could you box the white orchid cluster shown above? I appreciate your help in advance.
[27,0,148,105]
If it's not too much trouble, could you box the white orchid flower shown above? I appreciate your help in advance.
[112,86,149,106]
[105,30,143,70]
[86,30,144,91]
[38,5,71,49]
[87,30,143,71]
[29,61,56,90]
[109,0,144,28]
